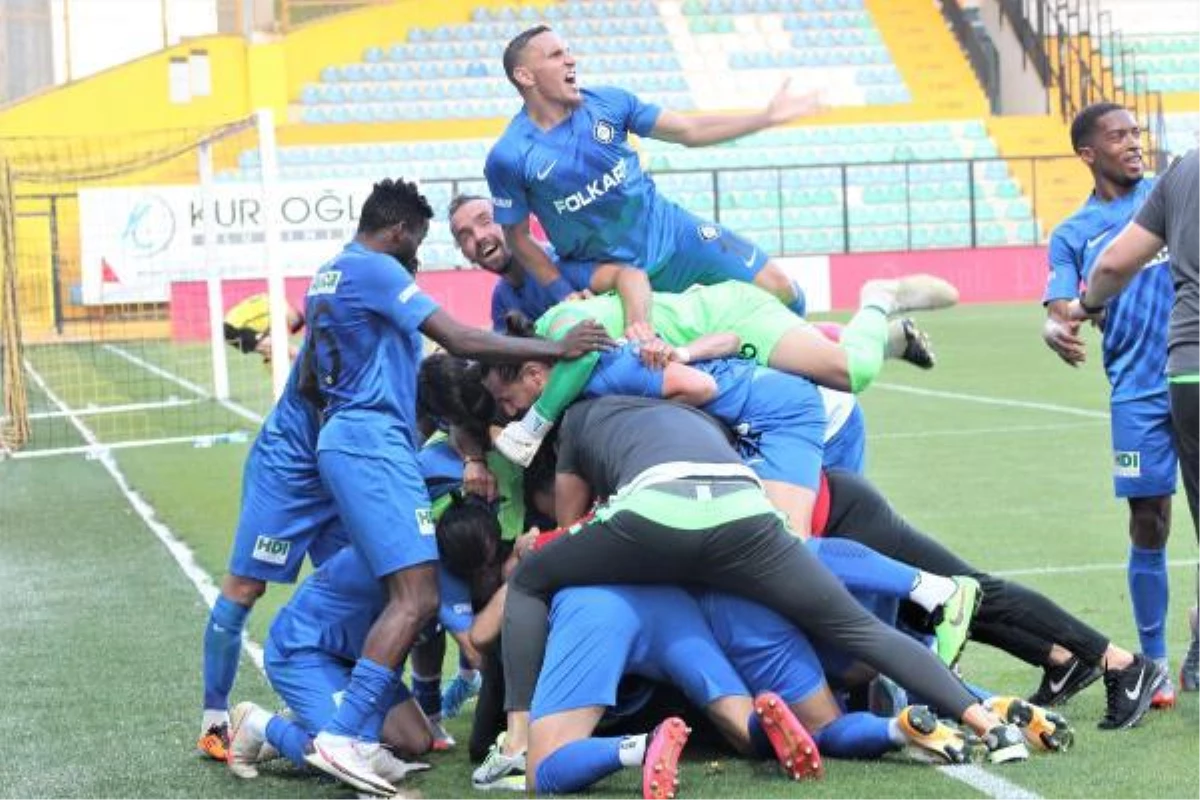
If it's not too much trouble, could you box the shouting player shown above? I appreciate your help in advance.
[486,25,823,327]
[1041,103,1176,706]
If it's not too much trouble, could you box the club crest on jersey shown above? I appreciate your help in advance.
[698,224,721,241]
[308,270,341,296]
[252,535,291,565]
[593,120,616,144]
[1114,450,1141,478]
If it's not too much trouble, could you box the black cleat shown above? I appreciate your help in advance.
[1097,654,1167,730]
[897,318,936,369]
[1028,656,1103,707]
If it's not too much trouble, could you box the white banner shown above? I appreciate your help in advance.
[79,179,371,305]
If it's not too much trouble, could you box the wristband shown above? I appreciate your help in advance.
[463,455,486,465]
[675,346,692,364]
[1079,293,1106,315]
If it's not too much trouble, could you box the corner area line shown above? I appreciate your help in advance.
[22,359,266,674]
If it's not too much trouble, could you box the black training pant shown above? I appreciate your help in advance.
[823,468,1111,667]
[503,480,978,720]
[1169,381,1199,537]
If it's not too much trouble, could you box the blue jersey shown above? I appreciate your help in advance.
[486,87,674,269]
[1045,179,1173,401]
[492,273,565,332]
[249,350,319,475]
[419,436,464,502]
[305,241,440,454]
[268,546,472,663]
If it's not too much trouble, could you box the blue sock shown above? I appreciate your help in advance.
[965,681,993,702]
[412,673,442,718]
[1128,545,1169,659]
[809,538,919,599]
[746,711,774,759]
[202,596,251,711]
[534,738,625,794]
[266,715,312,769]
[813,712,895,759]
[327,657,395,741]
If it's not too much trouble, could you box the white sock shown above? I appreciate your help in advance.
[247,707,273,738]
[886,717,907,746]
[909,573,958,613]
[618,734,648,767]
[202,708,229,732]
[518,407,553,438]
[460,668,479,681]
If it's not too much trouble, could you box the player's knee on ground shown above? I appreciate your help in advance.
[221,574,267,606]
[381,698,435,757]
[1128,495,1172,549]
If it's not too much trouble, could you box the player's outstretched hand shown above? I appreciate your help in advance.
[637,337,674,370]
[463,458,498,502]
[556,319,616,359]
[1042,317,1087,367]
[766,78,825,126]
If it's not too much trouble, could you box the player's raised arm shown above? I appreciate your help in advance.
[502,217,575,300]
[649,78,823,148]
[420,308,612,363]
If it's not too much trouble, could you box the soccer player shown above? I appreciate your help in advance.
[498,395,1029,777]
[1041,104,1179,706]
[222,291,306,363]
[197,355,346,762]
[485,26,823,322]
[295,177,613,795]
[1067,148,1199,692]
[222,543,475,789]
[493,275,953,466]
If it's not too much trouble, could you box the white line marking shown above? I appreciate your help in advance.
[101,344,264,424]
[26,397,202,420]
[994,559,1198,578]
[873,421,1104,440]
[7,432,249,460]
[21,360,265,674]
[874,382,1109,420]
[937,765,1041,800]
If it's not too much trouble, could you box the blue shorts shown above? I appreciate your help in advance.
[648,208,770,293]
[736,370,825,490]
[698,592,826,704]
[227,447,349,583]
[317,448,439,579]
[1110,393,1178,498]
[823,403,866,474]
[264,636,411,737]
[531,586,747,721]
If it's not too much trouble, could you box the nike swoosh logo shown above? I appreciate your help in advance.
[1085,232,1110,251]
[1125,666,1145,700]
[743,248,758,267]
[945,600,965,627]
[535,160,558,180]
[1048,660,1078,694]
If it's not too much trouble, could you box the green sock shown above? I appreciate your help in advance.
[532,351,601,421]
[841,307,888,393]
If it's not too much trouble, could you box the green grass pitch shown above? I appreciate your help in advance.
[2,302,1197,798]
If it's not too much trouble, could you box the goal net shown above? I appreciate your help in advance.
[0,113,305,458]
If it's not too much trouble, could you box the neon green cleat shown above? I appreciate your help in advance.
[934,576,981,667]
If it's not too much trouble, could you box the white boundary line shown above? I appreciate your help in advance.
[874,382,1109,420]
[995,559,1198,578]
[938,765,1041,800]
[21,359,265,673]
[26,397,203,420]
[101,343,264,425]
[7,432,250,461]
[873,421,1105,440]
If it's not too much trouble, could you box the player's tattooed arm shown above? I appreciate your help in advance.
[585,262,656,342]
[468,583,507,651]
[421,309,614,363]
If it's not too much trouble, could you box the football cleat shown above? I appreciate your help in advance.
[1151,674,1177,709]
[441,671,483,719]
[754,692,823,780]
[227,702,267,779]
[643,717,689,800]
[983,723,1029,764]
[1028,656,1103,707]
[896,705,971,764]
[933,577,981,668]
[306,733,397,797]
[1098,655,1166,730]
[472,732,526,792]
[197,721,230,762]
[861,274,959,317]
[894,317,936,369]
[985,696,1074,753]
